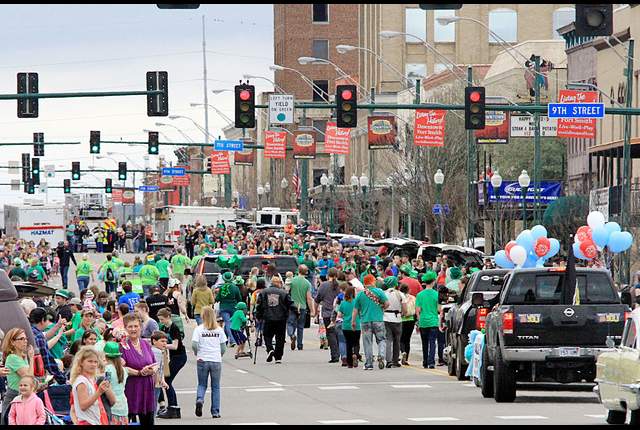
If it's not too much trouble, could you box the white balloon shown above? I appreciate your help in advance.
[587,211,606,229]
[574,235,582,244]
[509,245,527,266]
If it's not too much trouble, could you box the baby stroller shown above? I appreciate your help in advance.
[38,384,73,425]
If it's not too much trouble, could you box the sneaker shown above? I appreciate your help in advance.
[266,350,274,363]
[328,358,339,363]
[275,360,282,364]
[195,401,203,417]
[437,360,446,366]
[401,352,409,365]
[341,358,348,367]
[392,362,402,368]
[212,414,221,419]
[378,356,385,370]
[290,335,296,350]
[363,365,374,370]
[428,365,435,369]
[385,362,394,369]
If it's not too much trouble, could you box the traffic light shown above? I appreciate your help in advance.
[21,153,30,183]
[90,130,101,154]
[31,158,40,185]
[234,84,256,128]
[64,179,71,194]
[336,85,358,128]
[118,162,127,180]
[465,86,486,130]
[575,4,613,37]
[206,155,212,172]
[27,179,35,194]
[17,72,38,118]
[105,178,113,194]
[72,162,81,180]
[148,131,159,154]
[33,132,45,157]
[147,71,169,116]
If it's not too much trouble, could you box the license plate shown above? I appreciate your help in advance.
[557,347,581,357]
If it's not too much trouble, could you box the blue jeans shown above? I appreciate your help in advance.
[77,276,90,292]
[336,325,346,359]
[220,309,234,344]
[196,360,222,416]
[195,315,202,325]
[60,265,69,288]
[419,327,439,367]
[286,308,306,349]
[96,241,103,253]
[165,353,187,407]
[361,321,386,368]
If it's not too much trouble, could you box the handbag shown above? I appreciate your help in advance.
[304,308,311,328]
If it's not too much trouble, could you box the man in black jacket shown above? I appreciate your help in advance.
[56,241,77,289]
[256,276,294,364]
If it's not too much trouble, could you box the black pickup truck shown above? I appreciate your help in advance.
[444,269,509,379]
[481,267,630,402]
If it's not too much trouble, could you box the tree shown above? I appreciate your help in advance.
[542,195,589,250]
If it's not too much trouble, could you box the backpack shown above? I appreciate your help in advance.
[105,267,115,283]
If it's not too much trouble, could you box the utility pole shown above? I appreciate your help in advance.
[201,14,209,207]
[621,39,634,284]
[466,66,474,245]
[533,55,541,224]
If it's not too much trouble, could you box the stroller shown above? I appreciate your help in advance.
[38,384,72,425]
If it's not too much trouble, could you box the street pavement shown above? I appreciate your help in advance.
[57,252,611,426]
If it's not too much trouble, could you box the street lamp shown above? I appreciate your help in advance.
[189,103,234,126]
[328,174,335,233]
[269,64,331,103]
[434,169,445,244]
[264,182,271,206]
[350,175,359,234]
[242,74,286,94]
[280,177,288,209]
[257,185,264,210]
[359,175,369,235]
[491,170,503,252]
[211,89,232,95]
[518,170,531,230]
[320,173,329,231]
[297,56,369,98]
[335,44,413,88]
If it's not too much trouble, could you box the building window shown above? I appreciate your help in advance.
[405,8,426,42]
[312,4,328,23]
[313,119,327,142]
[433,63,450,74]
[434,10,455,42]
[553,7,575,40]
[312,80,329,101]
[312,39,329,60]
[406,63,427,80]
[488,8,517,43]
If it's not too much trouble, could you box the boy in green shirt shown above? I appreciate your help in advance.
[139,255,161,298]
[230,302,250,359]
[352,274,388,370]
[155,254,171,289]
[170,249,191,282]
[415,274,441,369]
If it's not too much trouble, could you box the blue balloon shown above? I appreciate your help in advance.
[547,238,560,258]
[591,225,610,248]
[530,225,548,240]
[516,230,535,252]
[609,231,633,253]
[573,242,589,260]
[524,253,538,268]
[605,222,621,236]
[535,257,546,268]
[494,250,515,269]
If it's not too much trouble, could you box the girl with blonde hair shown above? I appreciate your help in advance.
[70,346,115,425]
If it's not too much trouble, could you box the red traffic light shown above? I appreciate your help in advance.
[239,89,251,101]
[469,91,481,103]
[341,89,353,101]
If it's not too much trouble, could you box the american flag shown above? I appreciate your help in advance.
[292,161,301,199]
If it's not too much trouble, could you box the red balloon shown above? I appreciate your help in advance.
[505,241,517,261]
[534,237,551,257]
[576,225,592,243]
[580,239,598,260]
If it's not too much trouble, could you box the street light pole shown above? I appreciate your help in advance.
[519,170,530,231]
[434,169,444,244]
[621,39,635,285]
[491,170,503,253]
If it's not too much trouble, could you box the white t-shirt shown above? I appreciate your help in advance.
[72,375,102,425]
[191,325,227,362]
[383,288,405,323]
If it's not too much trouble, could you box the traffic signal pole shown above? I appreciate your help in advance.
[0,90,163,101]
[621,38,635,285]
[533,55,542,224]
[466,66,475,248]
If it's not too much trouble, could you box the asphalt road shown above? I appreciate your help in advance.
[56,252,611,425]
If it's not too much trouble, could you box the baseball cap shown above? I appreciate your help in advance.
[55,290,72,300]
[103,341,122,358]
[70,297,82,306]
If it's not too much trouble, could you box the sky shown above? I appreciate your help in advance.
[0,4,274,206]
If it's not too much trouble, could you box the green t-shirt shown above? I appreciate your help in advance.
[8,267,27,280]
[289,275,310,309]
[353,287,388,323]
[171,254,191,275]
[76,260,93,277]
[415,288,439,328]
[156,259,170,278]
[302,259,315,272]
[112,257,125,269]
[230,309,247,331]
[338,299,360,331]
[46,322,68,360]
[118,266,133,275]
[72,326,102,343]
[71,311,82,331]
[191,254,203,270]
[215,283,242,312]
[5,353,29,391]
[101,261,119,282]
[139,264,160,286]
[26,264,46,281]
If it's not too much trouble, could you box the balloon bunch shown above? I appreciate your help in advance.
[572,211,633,260]
[494,224,560,269]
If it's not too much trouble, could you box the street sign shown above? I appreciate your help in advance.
[139,185,160,192]
[269,94,294,124]
[8,161,19,175]
[45,164,55,178]
[432,204,450,215]
[214,139,244,151]
[510,115,557,137]
[547,103,605,118]
[161,167,185,176]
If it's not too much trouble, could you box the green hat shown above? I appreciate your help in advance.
[235,302,247,311]
[449,267,462,280]
[55,289,72,300]
[222,271,234,282]
[103,341,121,358]
[469,267,480,274]
[383,276,398,290]
[233,276,245,286]
[399,263,413,275]
[421,271,437,284]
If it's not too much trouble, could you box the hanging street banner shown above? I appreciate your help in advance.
[475,110,509,144]
[293,129,316,159]
[510,114,558,137]
[324,122,350,154]
[172,165,190,186]
[269,94,294,124]
[486,180,562,203]
[234,147,255,166]
[8,161,20,175]
[414,109,446,147]
[556,90,598,139]
[368,115,397,150]
[264,130,287,159]
[112,189,123,203]
[10,179,20,191]
[122,190,135,205]
[210,151,230,175]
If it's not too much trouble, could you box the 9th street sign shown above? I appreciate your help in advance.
[548,102,605,118]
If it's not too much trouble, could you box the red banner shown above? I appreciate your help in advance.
[414,109,446,147]
[264,131,286,159]
[293,130,316,159]
[368,115,397,150]
[210,151,230,174]
[112,189,123,203]
[324,122,350,154]
[474,110,509,144]
[557,90,598,139]
[112,189,135,204]
[234,147,255,166]
[172,164,190,186]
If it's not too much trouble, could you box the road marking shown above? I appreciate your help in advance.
[391,384,432,389]
[245,388,286,393]
[585,415,606,419]
[495,416,548,420]
[235,369,248,374]
[269,381,283,386]
[231,423,279,426]
[408,417,460,422]
[463,383,476,387]
[318,419,368,424]
[318,385,360,391]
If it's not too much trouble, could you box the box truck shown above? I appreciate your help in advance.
[4,204,66,245]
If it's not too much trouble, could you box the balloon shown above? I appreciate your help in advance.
[530,225,548,240]
[524,253,538,268]
[576,225,592,243]
[535,257,546,268]
[608,231,633,253]
[505,241,517,261]
[591,225,609,248]
[509,245,527,266]
[605,222,621,236]
[580,239,598,260]
[534,237,551,257]
[516,230,534,252]
[573,242,588,260]
[494,250,515,269]
[547,238,560,258]
[587,211,606,229]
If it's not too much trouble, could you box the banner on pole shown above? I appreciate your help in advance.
[210,151,230,175]
[293,130,316,159]
[324,122,350,154]
[171,165,190,186]
[414,109,446,147]
[234,147,255,166]
[475,110,509,144]
[486,181,562,203]
[368,115,397,150]
[556,90,598,138]
[264,130,287,159]
[112,189,123,203]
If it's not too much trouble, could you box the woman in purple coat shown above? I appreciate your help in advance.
[120,313,158,426]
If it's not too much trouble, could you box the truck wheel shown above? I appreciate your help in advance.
[480,345,494,398]
[456,335,469,381]
[447,332,456,377]
[493,347,516,403]
[606,409,626,425]
[629,409,639,426]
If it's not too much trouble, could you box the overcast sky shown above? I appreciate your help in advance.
[0,4,273,206]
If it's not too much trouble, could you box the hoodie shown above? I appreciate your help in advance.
[230,302,248,331]
[9,393,46,425]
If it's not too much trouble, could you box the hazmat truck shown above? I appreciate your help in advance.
[4,203,66,245]
[153,205,237,244]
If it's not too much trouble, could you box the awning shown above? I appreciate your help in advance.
[588,137,640,157]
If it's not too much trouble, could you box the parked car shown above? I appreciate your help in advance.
[595,307,640,425]
[193,254,223,287]
[382,240,485,267]
[236,255,298,281]
[481,267,630,402]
